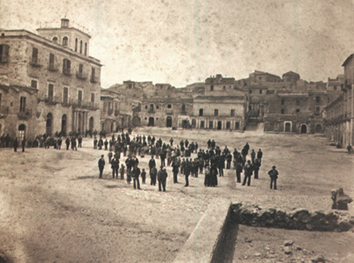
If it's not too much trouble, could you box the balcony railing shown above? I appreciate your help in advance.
[63,68,72,76]
[18,108,32,120]
[90,76,99,83]
[48,63,59,72]
[0,106,9,118]
[76,71,88,80]
[44,95,61,105]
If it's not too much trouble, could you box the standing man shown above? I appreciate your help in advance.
[242,160,253,186]
[132,165,141,189]
[150,165,157,186]
[226,152,232,169]
[257,149,263,164]
[268,165,278,190]
[98,155,105,178]
[141,168,146,184]
[169,137,173,146]
[157,167,168,192]
[184,159,190,187]
[172,160,179,183]
[235,162,243,183]
[251,149,256,164]
[21,136,26,152]
[253,158,261,179]
[111,156,119,179]
[14,137,18,152]
[149,155,156,174]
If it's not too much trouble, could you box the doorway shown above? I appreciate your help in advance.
[89,117,94,132]
[217,121,222,130]
[285,122,291,132]
[148,117,154,126]
[301,124,307,134]
[61,114,67,136]
[166,116,172,127]
[46,113,52,136]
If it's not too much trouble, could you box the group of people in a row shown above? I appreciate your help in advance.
[96,133,279,191]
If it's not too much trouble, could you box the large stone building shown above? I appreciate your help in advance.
[0,19,101,139]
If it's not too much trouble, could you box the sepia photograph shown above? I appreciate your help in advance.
[0,0,354,262]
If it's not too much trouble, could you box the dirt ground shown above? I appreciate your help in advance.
[0,127,353,262]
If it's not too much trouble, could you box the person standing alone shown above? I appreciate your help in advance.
[98,155,105,178]
[268,166,278,190]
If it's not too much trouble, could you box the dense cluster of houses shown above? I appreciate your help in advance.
[0,19,352,148]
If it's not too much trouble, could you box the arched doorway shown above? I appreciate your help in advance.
[61,114,67,136]
[301,124,307,134]
[18,124,26,140]
[78,113,82,133]
[285,122,291,132]
[148,117,154,126]
[166,116,172,127]
[89,117,94,132]
[111,122,114,132]
[315,124,322,133]
[46,113,52,136]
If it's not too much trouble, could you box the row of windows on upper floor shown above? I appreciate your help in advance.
[198,109,236,117]
[278,107,321,115]
[145,103,187,112]
[52,36,87,56]
[30,47,99,82]
[30,80,96,105]
[280,97,322,105]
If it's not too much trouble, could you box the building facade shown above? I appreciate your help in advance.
[0,19,101,139]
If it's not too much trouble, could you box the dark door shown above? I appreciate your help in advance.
[61,114,67,136]
[89,117,94,131]
[315,124,322,133]
[46,113,52,136]
[217,121,222,130]
[148,117,154,126]
[285,123,291,132]
[166,116,172,127]
[301,124,307,134]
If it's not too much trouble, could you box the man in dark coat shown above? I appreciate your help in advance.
[150,165,157,186]
[21,136,26,152]
[251,149,256,164]
[253,158,261,179]
[236,162,243,183]
[111,157,119,178]
[66,137,70,150]
[218,154,225,177]
[98,155,105,178]
[257,149,263,164]
[132,165,141,189]
[172,160,179,183]
[226,152,232,169]
[268,166,278,190]
[141,168,146,184]
[242,160,253,186]
[184,159,190,187]
[157,167,168,192]
[14,137,18,152]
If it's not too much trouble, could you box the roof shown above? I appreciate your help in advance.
[194,96,244,101]
[342,54,354,67]
[282,71,300,76]
[37,27,91,39]
[251,70,281,79]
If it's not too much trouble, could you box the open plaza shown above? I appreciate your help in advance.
[0,127,353,262]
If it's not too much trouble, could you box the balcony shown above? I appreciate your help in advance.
[30,58,43,67]
[76,71,88,80]
[48,64,59,72]
[63,68,72,76]
[0,106,9,118]
[44,95,61,105]
[166,109,173,115]
[18,108,32,120]
[90,76,99,83]
[148,109,155,113]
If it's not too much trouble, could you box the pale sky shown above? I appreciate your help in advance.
[1,0,354,88]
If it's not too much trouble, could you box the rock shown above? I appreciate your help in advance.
[311,255,326,262]
[284,246,292,255]
[296,246,302,251]
[284,240,294,246]
[337,221,352,232]
[255,253,261,257]
[265,247,271,251]
[245,237,253,243]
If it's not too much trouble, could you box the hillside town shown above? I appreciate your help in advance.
[0,18,352,149]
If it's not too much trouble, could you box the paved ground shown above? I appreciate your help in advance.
[0,127,353,262]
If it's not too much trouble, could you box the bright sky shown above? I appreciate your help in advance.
[2,0,354,88]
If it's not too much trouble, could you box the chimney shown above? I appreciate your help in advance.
[61,18,69,28]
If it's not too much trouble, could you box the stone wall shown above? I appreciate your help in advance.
[232,203,354,232]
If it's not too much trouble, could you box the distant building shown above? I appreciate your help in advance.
[0,18,102,139]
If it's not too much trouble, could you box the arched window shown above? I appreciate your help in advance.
[84,43,87,56]
[80,40,83,53]
[62,36,68,46]
[52,37,58,43]
[75,38,78,52]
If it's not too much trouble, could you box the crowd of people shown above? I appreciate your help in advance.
[94,132,279,191]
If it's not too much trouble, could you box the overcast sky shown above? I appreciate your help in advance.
[2,0,354,88]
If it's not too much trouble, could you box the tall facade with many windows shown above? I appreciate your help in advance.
[0,19,101,139]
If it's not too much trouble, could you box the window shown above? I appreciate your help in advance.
[249,89,252,94]
[259,89,262,94]
[75,38,78,52]
[48,84,54,101]
[296,99,300,105]
[0,45,9,63]
[315,107,320,115]
[31,47,38,64]
[281,99,285,105]
[31,80,37,89]
[63,87,68,104]
[296,109,300,113]
[20,97,26,112]
[209,121,213,129]
[231,109,235,116]
[223,86,226,90]
[49,53,55,70]
[199,109,203,116]
[226,121,230,129]
[84,43,87,56]
[214,109,218,116]
[63,59,71,75]
[91,93,95,103]
[210,85,214,91]
[156,105,159,109]
[91,67,97,82]
[145,105,148,109]
[79,64,83,74]
[200,121,205,128]
[167,104,172,108]
[52,37,58,43]
[235,122,240,129]
[63,36,68,46]
[281,109,285,114]
[78,90,83,104]
[150,104,154,111]
[316,96,320,103]
[182,104,186,112]
[80,40,83,54]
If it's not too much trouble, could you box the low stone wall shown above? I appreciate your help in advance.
[232,203,354,232]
